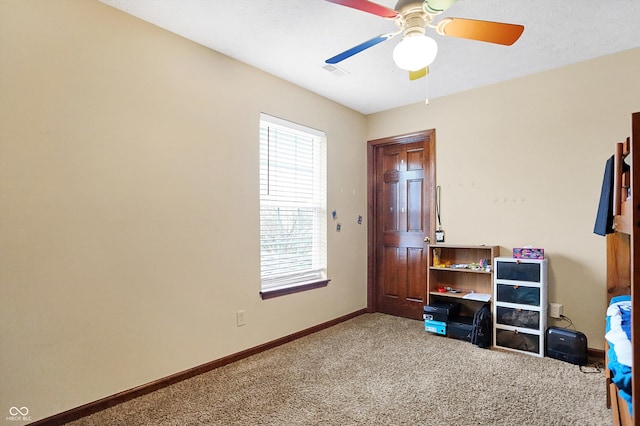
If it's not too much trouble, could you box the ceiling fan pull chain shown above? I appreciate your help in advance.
[425,74,429,105]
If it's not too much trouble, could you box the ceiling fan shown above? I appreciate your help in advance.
[325,0,524,80]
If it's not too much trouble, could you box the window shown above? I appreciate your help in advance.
[259,113,328,299]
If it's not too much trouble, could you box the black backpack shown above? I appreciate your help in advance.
[471,304,492,348]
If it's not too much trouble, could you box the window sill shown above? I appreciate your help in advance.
[260,279,330,300]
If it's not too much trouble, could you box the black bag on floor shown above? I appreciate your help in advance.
[471,303,492,348]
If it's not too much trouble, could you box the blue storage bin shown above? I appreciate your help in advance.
[424,319,446,335]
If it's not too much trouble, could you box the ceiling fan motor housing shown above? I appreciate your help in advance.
[394,0,424,12]
[395,0,457,15]
[394,6,429,34]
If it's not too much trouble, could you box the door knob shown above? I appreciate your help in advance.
[424,236,430,243]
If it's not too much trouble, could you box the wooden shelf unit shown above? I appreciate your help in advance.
[427,244,500,317]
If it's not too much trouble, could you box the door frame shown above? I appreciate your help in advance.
[366,129,437,313]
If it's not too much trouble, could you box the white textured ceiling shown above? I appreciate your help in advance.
[99,0,640,115]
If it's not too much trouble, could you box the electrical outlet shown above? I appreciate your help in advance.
[236,310,246,327]
[549,303,563,319]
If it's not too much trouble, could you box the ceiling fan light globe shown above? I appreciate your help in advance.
[392,35,438,71]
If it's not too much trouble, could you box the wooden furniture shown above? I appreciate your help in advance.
[427,244,499,317]
[493,257,548,357]
[606,112,640,426]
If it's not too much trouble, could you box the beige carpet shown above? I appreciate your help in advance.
[68,313,612,425]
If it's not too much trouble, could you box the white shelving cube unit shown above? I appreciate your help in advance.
[493,257,548,357]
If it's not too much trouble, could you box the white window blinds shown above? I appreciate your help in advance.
[259,114,327,292]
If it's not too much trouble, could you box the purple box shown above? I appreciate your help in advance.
[513,248,544,259]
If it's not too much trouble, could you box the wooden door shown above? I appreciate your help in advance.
[368,130,435,320]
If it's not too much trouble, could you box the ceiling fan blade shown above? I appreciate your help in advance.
[423,0,459,15]
[325,0,399,18]
[325,33,396,64]
[409,67,428,81]
[436,18,524,46]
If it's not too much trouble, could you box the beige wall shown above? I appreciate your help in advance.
[0,0,368,421]
[368,47,640,352]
